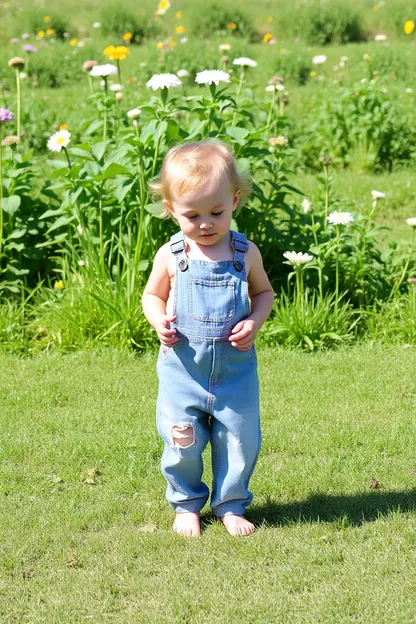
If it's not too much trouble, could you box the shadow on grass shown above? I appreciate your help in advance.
[247,490,416,527]
[200,490,416,529]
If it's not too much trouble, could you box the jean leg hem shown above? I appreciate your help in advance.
[211,501,249,517]
[171,501,207,514]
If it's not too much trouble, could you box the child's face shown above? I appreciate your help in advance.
[163,175,240,246]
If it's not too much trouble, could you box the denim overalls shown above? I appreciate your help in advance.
[156,230,262,517]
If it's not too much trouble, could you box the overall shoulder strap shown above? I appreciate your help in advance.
[230,230,248,272]
[169,231,188,272]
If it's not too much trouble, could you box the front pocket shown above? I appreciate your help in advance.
[189,279,235,323]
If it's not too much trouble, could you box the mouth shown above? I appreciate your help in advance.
[200,233,215,237]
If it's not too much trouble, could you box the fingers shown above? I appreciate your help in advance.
[231,321,245,334]
[229,327,251,342]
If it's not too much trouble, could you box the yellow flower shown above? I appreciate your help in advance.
[169,39,176,47]
[43,15,51,23]
[156,42,164,49]
[4,2,10,6]
[175,11,182,19]
[103,45,130,60]
[280,48,287,54]
[70,38,78,46]
[59,123,68,130]
[373,3,380,9]
[54,280,65,290]
[37,30,45,38]
[263,32,273,43]
[310,70,317,77]
[404,20,415,35]
[363,53,371,60]
[158,0,170,11]
[122,32,132,41]
[267,16,273,23]
[227,22,237,30]
[46,28,55,36]
[175,25,185,34]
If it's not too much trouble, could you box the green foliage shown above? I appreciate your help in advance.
[27,42,101,88]
[23,10,73,40]
[0,148,49,296]
[365,289,416,343]
[190,3,255,40]
[293,79,416,172]
[273,52,311,85]
[100,4,159,43]
[260,290,359,350]
[279,1,366,45]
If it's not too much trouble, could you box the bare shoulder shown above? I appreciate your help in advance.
[245,240,263,274]
[154,241,171,264]
[154,241,176,278]
[245,240,273,297]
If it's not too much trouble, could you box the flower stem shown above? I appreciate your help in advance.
[388,228,415,301]
[0,139,3,262]
[103,78,108,145]
[266,89,276,138]
[232,70,244,126]
[15,68,21,143]
[311,213,323,297]
[335,225,340,318]
[99,187,104,271]
[63,146,72,170]
[116,59,122,84]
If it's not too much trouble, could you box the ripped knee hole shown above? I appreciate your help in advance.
[171,424,194,448]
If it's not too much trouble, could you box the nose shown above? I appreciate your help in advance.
[199,220,212,230]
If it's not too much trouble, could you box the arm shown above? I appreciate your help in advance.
[142,245,178,346]
[230,242,274,351]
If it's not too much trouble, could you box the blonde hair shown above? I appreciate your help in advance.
[148,139,252,218]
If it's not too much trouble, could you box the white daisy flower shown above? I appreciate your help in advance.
[47,129,71,152]
[301,199,312,214]
[327,211,354,225]
[233,57,257,67]
[127,108,142,119]
[146,73,182,90]
[92,22,101,28]
[90,64,118,78]
[371,190,386,200]
[180,37,188,43]
[195,69,230,86]
[405,87,413,94]
[340,56,348,62]
[219,43,231,52]
[265,83,285,92]
[406,217,416,227]
[375,34,387,41]
[283,251,314,266]
[177,69,190,78]
[110,83,123,92]
[312,55,327,65]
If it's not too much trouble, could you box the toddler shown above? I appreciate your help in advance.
[142,140,274,537]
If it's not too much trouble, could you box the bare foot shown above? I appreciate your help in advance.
[173,512,201,538]
[219,514,255,536]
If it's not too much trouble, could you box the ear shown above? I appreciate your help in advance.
[232,189,241,211]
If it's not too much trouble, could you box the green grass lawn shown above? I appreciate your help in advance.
[1,345,415,622]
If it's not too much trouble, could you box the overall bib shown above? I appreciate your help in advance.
[156,230,262,516]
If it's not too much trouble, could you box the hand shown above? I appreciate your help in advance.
[229,319,257,351]
[154,315,178,346]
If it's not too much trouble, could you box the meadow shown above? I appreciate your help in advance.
[1,1,416,621]
[0,0,415,352]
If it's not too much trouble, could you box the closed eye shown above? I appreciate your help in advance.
[212,212,223,216]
